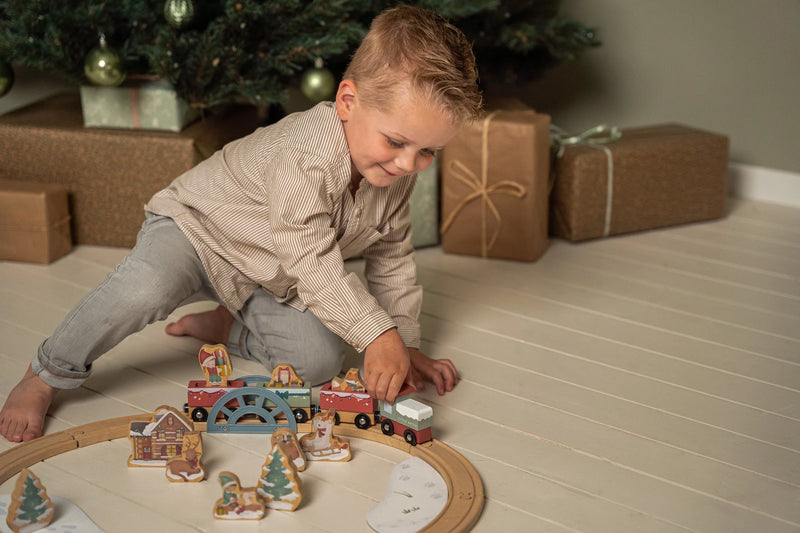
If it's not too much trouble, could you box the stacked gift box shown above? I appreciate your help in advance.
[439,103,729,260]
[0,93,261,248]
[0,180,72,264]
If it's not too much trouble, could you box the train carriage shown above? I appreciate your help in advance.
[318,383,379,428]
[379,397,433,446]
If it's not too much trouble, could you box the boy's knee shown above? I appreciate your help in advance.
[286,336,345,387]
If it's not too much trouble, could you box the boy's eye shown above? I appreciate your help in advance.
[420,148,436,157]
[386,137,404,148]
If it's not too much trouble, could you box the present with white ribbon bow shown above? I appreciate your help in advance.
[550,123,728,241]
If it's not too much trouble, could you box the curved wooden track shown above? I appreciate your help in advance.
[0,413,484,532]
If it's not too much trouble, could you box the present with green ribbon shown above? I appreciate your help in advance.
[550,123,729,241]
[441,109,551,261]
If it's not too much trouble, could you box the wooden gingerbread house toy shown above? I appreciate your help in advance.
[128,405,198,467]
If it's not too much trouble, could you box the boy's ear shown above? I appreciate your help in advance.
[335,79,357,121]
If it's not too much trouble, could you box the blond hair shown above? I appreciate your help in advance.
[344,5,483,124]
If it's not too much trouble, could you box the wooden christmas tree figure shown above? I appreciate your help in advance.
[257,442,303,511]
[6,468,54,533]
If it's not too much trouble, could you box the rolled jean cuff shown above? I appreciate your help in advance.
[32,343,91,390]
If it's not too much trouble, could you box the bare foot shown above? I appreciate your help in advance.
[165,305,234,345]
[0,365,59,442]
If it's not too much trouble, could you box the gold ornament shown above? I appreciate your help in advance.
[164,0,196,30]
[84,35,125,87]
[300,58,336,102]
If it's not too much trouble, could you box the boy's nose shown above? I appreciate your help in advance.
[395,150,417,174]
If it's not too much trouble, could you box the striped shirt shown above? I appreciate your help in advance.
[146,102,421,352]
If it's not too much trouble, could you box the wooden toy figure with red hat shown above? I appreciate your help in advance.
[198,343,232,387]
[213,472,265,520]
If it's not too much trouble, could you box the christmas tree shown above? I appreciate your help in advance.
[257,443,302,511]
[0,1,599,108]
[6,469,54,533]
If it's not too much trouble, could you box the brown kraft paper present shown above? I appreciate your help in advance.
[0,180,72,264]
[0,93,260,247]
[441,110,551,261]
[550,123,729,241]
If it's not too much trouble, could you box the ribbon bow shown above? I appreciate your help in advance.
[551,124,622,237]
[551,124,621,157]
[440,112,527,257]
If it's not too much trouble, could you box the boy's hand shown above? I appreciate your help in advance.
[407,348,459,395]
[364,328,410,403]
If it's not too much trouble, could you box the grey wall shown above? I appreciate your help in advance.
[489,0,800,175]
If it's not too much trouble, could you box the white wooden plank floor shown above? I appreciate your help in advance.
[1,198,798,532]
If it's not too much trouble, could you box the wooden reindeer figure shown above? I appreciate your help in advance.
[6,468,54,533]
[271,427,307,472]
[198,343,232,387]
[257,442,303,511]
[213,472,265,520]
[299,408,351,462]
[165,432,205,482]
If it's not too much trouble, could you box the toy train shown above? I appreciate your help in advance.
[184,344,433,445]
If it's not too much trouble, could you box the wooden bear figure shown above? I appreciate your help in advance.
[331,367,366,392]
[271,427,307,472]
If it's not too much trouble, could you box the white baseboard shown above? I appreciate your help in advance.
[728,163,800,208]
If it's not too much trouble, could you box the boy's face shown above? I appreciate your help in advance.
[336,80,459,188]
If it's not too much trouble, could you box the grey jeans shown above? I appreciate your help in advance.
[32,213,344,389]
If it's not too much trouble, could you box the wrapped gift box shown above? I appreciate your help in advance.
[409,156,440,248]
[80,78,199,132]
[0,180,72,264]
[550,123,729,241]
[0,93,260,247]
[441,110,551,261]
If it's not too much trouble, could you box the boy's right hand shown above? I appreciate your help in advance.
[363,328,411,403]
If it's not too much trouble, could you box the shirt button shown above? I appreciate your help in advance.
[354,207,362,218]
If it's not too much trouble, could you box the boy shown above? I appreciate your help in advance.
[0,5,482,442]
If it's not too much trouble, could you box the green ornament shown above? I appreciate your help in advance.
[301,59,336,102]
[0,60,14,98]
[84,37,125,87]
[164,0,195,30]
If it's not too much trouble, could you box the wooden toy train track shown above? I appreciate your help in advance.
[0,413,484,532]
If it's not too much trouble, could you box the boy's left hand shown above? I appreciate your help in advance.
[407,348,459,395]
